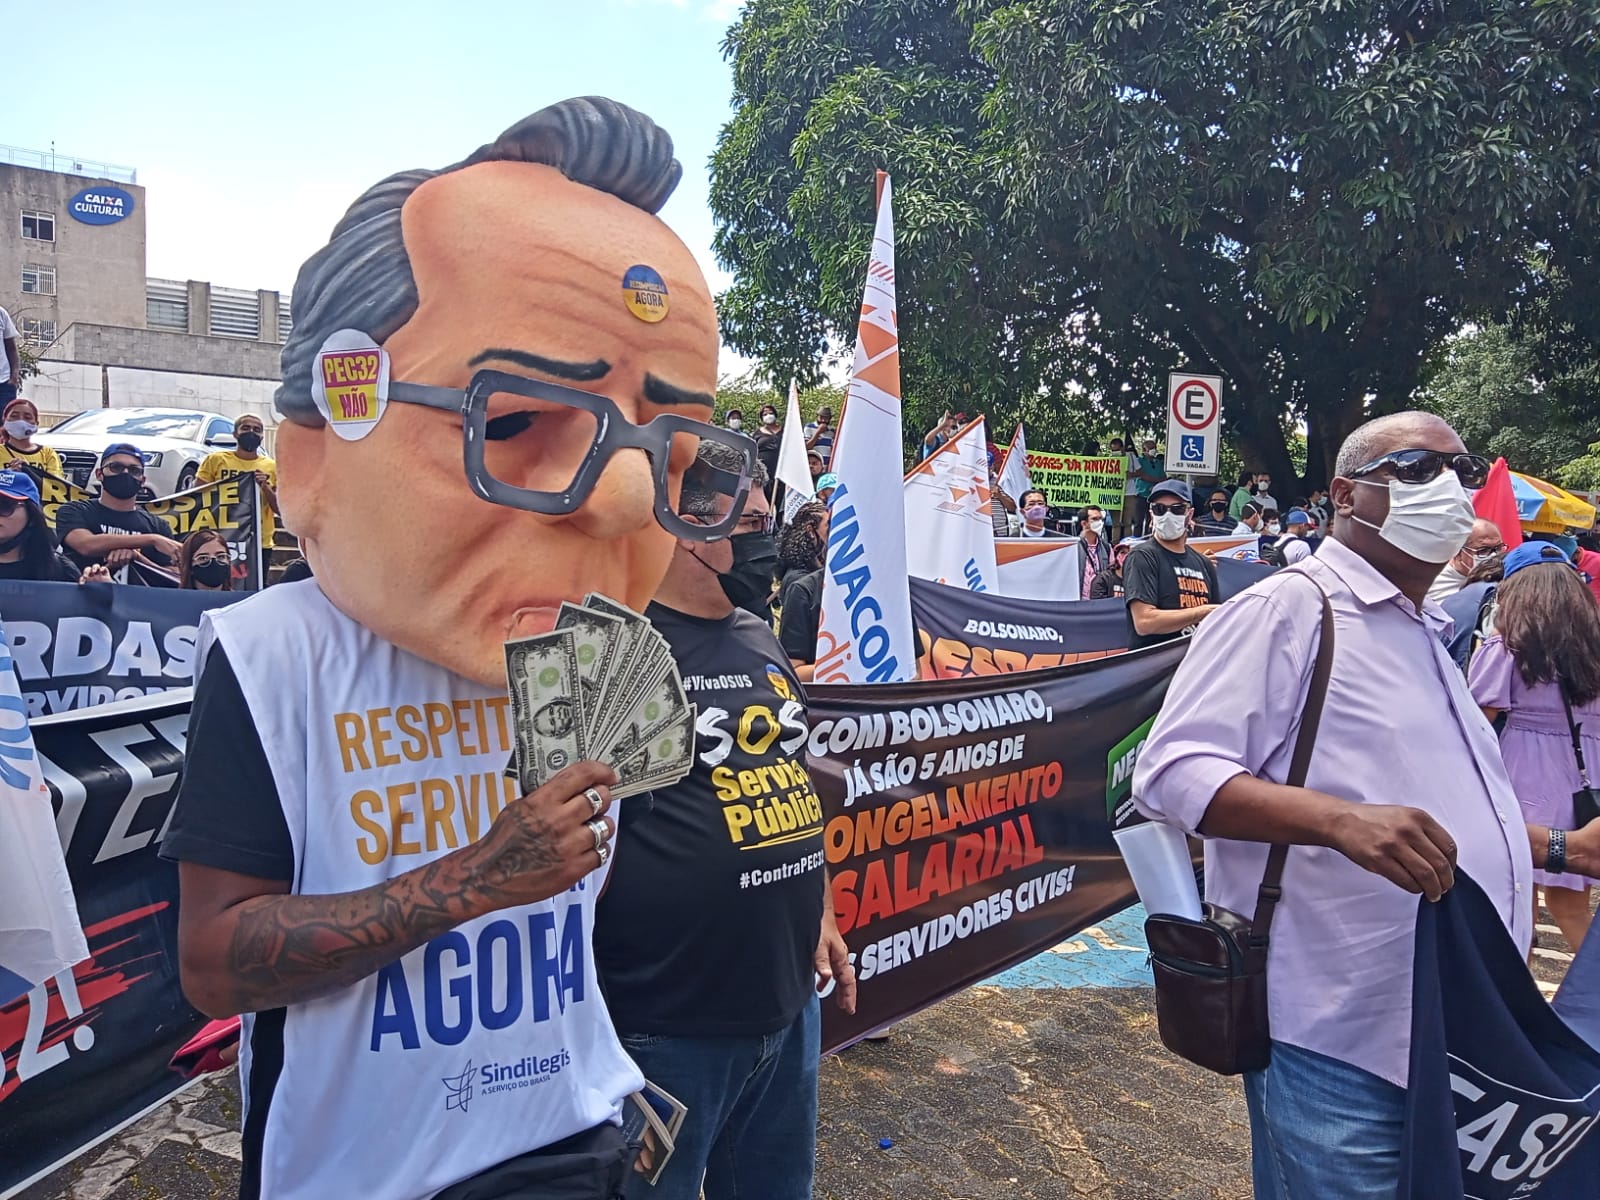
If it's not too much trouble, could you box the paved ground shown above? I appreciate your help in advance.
[14,904,1582,1200]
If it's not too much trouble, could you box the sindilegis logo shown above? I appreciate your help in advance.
[442,1061,475,1114]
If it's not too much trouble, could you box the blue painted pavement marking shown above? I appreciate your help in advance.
[989,904,1151,989]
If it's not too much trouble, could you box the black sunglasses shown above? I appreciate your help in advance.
[102,461,145,477]
[1149,501,1189,516]
[1347,449,1490,489]
[0,495,26,518]
[387,370,756,542]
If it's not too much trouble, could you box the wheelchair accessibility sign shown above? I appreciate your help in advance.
[1165,373,1222,474]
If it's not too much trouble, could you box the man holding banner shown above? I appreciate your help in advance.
[1134,412,1600,1198]
[55,444,182,576]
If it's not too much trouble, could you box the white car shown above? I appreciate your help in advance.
[40,407,240,497]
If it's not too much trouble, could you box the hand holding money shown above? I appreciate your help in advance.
[504,595,695,801]
[469,760,618,906]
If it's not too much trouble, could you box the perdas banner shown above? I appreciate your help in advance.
[0,694,203,1194]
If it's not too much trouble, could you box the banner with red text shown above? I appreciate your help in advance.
[807,641,1187,1048]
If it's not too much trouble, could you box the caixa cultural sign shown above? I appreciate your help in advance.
[67,185,135,225]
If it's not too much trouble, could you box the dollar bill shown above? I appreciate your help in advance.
[554,602,625,744]
[582,593,653,734]
[504,631,584,792]
[606,668,688,763]
[613,706,696,799]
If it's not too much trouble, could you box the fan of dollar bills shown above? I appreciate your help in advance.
[504,594,695,800]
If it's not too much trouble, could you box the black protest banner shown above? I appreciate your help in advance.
[910,576,1127,678]
[0,580,234,716]
[0,694,203,1194]
[910,558,1275,681]
[807,640,1188,1049]
[29,469,263,591]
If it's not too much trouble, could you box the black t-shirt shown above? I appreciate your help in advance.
[778,567,824,664]
[0,552,80,583]
[160,645,293,880]
[1088,569,1124,601]
[1121,541,1220,650]
[56,499,176,570]
[594,603,825,1037]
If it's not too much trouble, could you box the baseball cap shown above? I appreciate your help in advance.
[1503,541,1576,579]
[816,473,839,492]
[103,442,146,464]
[0,469,41,508]
[1286,508,1311,525]
[1149,479,1192,505]
[1115,536,1142,552]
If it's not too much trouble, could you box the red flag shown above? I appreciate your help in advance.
[1474,457,1523,551]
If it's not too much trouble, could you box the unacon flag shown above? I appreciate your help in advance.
[0,628,85,1005]
[815,175,916,684]
[777,379,815,522]
[997,422,1031,505]
[904,415,1000,593]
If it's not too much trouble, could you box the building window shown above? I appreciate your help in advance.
[21,211,55,242]
[21,264,56,295]
[19,319,57,347]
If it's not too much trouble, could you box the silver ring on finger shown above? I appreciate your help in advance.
[596,841,611,866]
[587,817,610,856]
[584,786,605,817]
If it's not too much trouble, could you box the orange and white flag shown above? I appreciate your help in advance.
[903,415,999,593]
[814,176,916,684]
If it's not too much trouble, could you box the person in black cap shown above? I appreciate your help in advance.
[0,468,108,583]
[1120,478,1220,649]
[55,442,182,577]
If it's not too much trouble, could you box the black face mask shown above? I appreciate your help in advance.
[190,559,231,588]
[1210,502,1227,515]
[237,431,263,452]
[101,472,142,500]
[718,532,778,613]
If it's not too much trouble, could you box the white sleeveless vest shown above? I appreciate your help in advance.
[204,582,642,1200]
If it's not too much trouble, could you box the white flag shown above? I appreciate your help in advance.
[0,628,86,1005]
[815,176,916,684]
[998,421,1031,504]
[776,379,815,521]
[903,415,1000,593]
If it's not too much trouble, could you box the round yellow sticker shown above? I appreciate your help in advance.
[622,264,669,323]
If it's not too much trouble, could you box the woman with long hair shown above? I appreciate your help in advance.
[179,529,234,592]
[1470,541,1600,952]
[0,397,63,479]
[0,469,103,582]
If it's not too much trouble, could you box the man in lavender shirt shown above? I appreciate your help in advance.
[1133,411,1600,1198]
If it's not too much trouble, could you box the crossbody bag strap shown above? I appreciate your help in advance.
[1559,683,1593,788]
[1247,585,1337,965]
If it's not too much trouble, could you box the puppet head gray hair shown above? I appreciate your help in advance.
[276,97,683,425]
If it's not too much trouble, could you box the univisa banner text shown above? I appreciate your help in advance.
[1021,451,1126,512]
[0,581,234,717]
[29,469,263,591]
[807,640,1186,1049]
[908,558,1273,680]
[0,693,203,1194]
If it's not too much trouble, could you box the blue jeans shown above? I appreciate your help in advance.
[618,994,820,1200]
[1244,1041,1407,1199]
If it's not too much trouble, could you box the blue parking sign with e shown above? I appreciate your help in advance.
[1181,435,1205,462]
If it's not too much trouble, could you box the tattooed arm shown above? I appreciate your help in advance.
[176,761,617,1018]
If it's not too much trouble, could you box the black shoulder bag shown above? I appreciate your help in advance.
[1142,588,1335,1076]
[1559,684,1600,829]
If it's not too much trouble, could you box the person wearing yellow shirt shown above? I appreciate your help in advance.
[2,397,64,479]
[196,413,280,549]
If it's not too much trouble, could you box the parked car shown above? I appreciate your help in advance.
[39,408,240,496]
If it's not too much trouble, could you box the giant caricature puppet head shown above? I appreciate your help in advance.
[276,98,750,686]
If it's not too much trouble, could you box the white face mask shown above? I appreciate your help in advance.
[761,413,777,426]
[1152,512,1187,541]
[727,417,743,431]
[1352,471,1476,564]
[1266,522,1281,535]
[4,419,36,439]
[1088,518,1104,534]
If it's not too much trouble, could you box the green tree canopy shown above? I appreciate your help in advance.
[712,0,1600,487]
